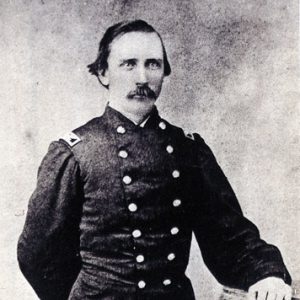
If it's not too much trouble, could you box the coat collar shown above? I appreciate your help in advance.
[102,104,162,131]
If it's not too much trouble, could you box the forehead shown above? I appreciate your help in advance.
[109,31,164,59]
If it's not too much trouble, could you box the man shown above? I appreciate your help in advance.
[18,20,292,300]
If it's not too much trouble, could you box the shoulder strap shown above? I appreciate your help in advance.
[184,130,204,142]
[60,132,81,147]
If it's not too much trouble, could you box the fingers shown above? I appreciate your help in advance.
[247,290,266,300]
[256,291,267,300]
[247,291,268,300]
[247,290,292,300]
[283,284,292,300]
[276,284,292,300]
[266,292,277,300]
[247,289,256,300]
[247,277,292,300]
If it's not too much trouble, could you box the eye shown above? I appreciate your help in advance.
[147,59,162,70]
[120,60,136,70]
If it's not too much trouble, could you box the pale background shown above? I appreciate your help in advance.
[0,0,299,299]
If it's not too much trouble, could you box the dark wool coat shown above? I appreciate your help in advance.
[17,105,291,300]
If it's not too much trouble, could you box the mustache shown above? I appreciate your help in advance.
[127,85,157,99]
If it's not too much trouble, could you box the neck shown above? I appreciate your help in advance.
[108,100,155,125]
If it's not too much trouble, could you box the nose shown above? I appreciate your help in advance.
[136,66,148,85]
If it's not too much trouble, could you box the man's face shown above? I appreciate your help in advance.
[101,31,165,117]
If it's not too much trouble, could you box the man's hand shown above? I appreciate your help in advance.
[247,277,292,300]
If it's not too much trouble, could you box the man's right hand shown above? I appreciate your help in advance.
[247,277,292,300]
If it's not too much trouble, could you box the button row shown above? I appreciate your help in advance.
[135,253,176,263]
[117,121,178,292]
[120,145,173,157]
[123,170,179,185]
[137,278,173,289]
[117,120,167,134]
[123,169,179,185]
[117,121,167,134]
[119,145,173,158]
[129,200,181,212]
[132,222,179,237]
[132,228,178,251]
[120,147,178,185]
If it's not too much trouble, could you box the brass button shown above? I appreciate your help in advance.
[128,203,138,212]
[170,227,179,235]
[166,145,174,153]
[173,199,181,207]
[116,125,126,134]
[118,150,128,158]
[163,279,172,286]
[167,253,176,261]
[138,280,146,289]
[159,121,166,130]
[132,229,142,238]
[123,175,132,184]
[172,170,180,178]
[136,255,144,263]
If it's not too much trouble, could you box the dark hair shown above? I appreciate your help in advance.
[87,19,171,87]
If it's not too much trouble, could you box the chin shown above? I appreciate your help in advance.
[129,99,156,112]
[129,95,156,101]
[127,96,156,104]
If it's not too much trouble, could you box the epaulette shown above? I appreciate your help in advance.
[60,132,81,147]
[184,131,203,142]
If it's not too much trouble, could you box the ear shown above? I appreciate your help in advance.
[98,69,109,87]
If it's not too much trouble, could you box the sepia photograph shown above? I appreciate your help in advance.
[0,1,299,299]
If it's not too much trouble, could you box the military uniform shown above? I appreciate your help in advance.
[17,105,291,300]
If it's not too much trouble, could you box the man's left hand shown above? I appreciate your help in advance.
[247,277,292,300]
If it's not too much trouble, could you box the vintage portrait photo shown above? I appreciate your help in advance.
[1,1,299,299]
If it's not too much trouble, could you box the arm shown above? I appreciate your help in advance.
[17,141,83,300]
[190,134,291,291]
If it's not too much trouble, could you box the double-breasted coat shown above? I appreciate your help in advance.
[17,105,291,300]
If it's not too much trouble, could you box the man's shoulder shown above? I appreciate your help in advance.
[164,119,213,161]
[73,116,104,136]
[164,119,205,143]
[59,115,106,148]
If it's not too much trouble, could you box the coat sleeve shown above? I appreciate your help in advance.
[190,134,292,291]
[17,141,83,300]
